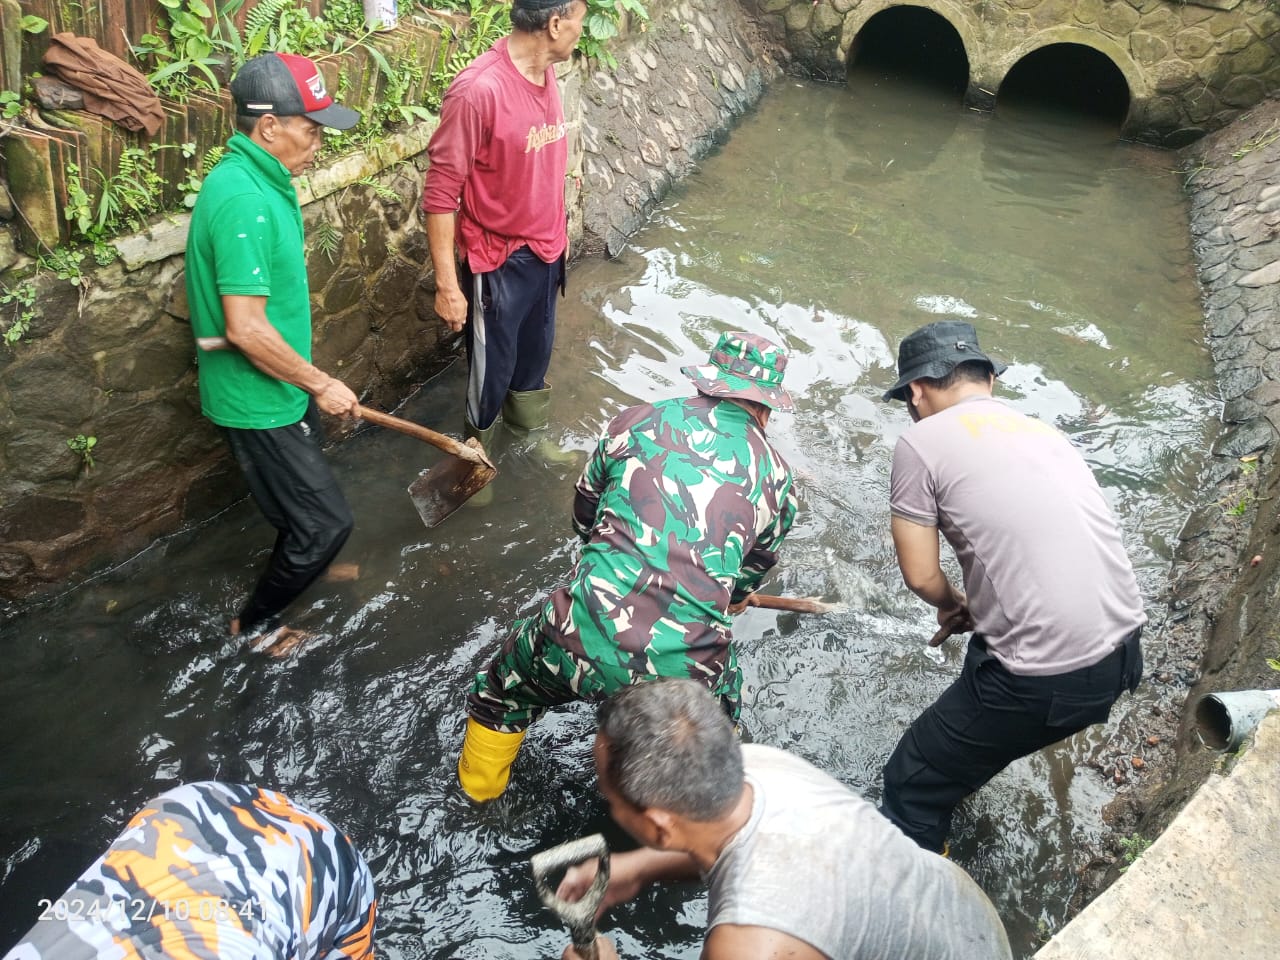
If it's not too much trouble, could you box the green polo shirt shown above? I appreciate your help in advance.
[185,132,311,429]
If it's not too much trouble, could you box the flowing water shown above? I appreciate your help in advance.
[0,76,1214,958]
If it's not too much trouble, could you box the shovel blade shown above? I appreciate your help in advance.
[407,453,497,527]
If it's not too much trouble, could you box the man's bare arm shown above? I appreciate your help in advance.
[703,924,827,960]
[222,294,357,417]
[891,514,966,621]
[426,211,468,332]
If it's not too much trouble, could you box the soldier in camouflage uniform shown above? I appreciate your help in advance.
[457,331,799,802]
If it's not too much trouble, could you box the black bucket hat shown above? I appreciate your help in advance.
[882,320,1006,402]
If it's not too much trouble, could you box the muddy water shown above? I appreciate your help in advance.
[0,78,1212,958]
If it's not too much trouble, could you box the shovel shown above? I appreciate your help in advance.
[746,593,845,614]
[356,405,496,527]
[530,833,611,960]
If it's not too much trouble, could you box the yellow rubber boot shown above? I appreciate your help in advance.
[457,718,526,802]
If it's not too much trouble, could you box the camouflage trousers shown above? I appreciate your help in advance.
[466,613,743,732]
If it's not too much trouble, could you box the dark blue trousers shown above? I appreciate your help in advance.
[221,400,354,634]
[880,629,1142,852]
[461,245,564,430]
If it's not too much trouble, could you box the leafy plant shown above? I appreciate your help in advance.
[131,0,239,100]
[1117,833,1151,871]
[0,280,36,346]
[425,0,510,111]
[67,434,98,471]
[0,90,22,120]
[241,0,329,60]
[39,248,86,286]
[580,0,649,69]
[357,176,400,202]
[20,14,49,34]
[310,220,342,262]
[1223,493,1252,517]
[375,56,431,127]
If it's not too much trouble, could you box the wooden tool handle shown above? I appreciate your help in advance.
[746,594,838,614]
[356,405,480,462]
[929,610,974,647]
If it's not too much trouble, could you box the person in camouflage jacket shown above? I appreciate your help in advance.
[457,330,799,802]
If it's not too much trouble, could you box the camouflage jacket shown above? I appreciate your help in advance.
[538,393,797,680]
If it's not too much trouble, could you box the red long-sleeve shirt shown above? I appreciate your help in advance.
[422,37,569,272]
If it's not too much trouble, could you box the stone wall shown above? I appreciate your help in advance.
[0,124,461,607]
[577,0,784,256]
[745,0,1280,144]
[0,0,779,610]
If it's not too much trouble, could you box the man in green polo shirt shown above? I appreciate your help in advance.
[186,52,361,648]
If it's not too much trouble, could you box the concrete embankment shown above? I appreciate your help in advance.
[1034,711,1280,959]
[1035,95,1280,957]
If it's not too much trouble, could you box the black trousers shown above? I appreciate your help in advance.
[221,401,354,634]
[880,628,1142,853]
[461,246,565,430]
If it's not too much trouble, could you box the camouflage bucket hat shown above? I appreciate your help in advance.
[681,331,794,412]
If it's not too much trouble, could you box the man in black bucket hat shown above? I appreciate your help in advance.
[456,331,798,802]
[877,321,1146,854]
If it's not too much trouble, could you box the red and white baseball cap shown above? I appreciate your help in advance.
[230,52,360,130]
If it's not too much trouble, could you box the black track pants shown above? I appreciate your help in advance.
[880,629,1142,852]
[221,401,354,634]
[461,246,564,431]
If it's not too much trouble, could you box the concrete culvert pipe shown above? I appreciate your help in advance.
[1193,690,1280,752]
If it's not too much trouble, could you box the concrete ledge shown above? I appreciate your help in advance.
[1034,709,1280,959]
[110,117,438,272]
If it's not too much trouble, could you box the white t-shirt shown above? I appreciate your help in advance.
[706,745,1012,959]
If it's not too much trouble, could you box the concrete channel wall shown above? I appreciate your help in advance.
[1034,711,1280,959]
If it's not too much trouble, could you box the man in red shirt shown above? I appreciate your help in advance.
[422,0,586,445]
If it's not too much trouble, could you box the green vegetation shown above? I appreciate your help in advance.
[1218,454,1264,518]
[66,434,98,471]
[580,0,650,68]
[38,248,87,287]
[2,0,647,285]
[1117,833,1151,871]
[1232,122,1280,161]
[310,220,343,261]
[64,148,165,249]
[0,280,37,346]
[0,90,23,121]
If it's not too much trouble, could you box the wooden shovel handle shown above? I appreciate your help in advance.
[356,406,483,464]
[929,610,974,647]
[746,594,839,614]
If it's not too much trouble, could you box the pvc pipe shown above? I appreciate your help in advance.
[1192,689,1280,751]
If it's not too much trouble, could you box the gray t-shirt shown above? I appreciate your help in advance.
[890,394,1145,675]
[706,745,1012,960]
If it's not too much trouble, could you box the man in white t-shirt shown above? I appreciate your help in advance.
[554,679,1011,960]
[878,320,1145,853]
